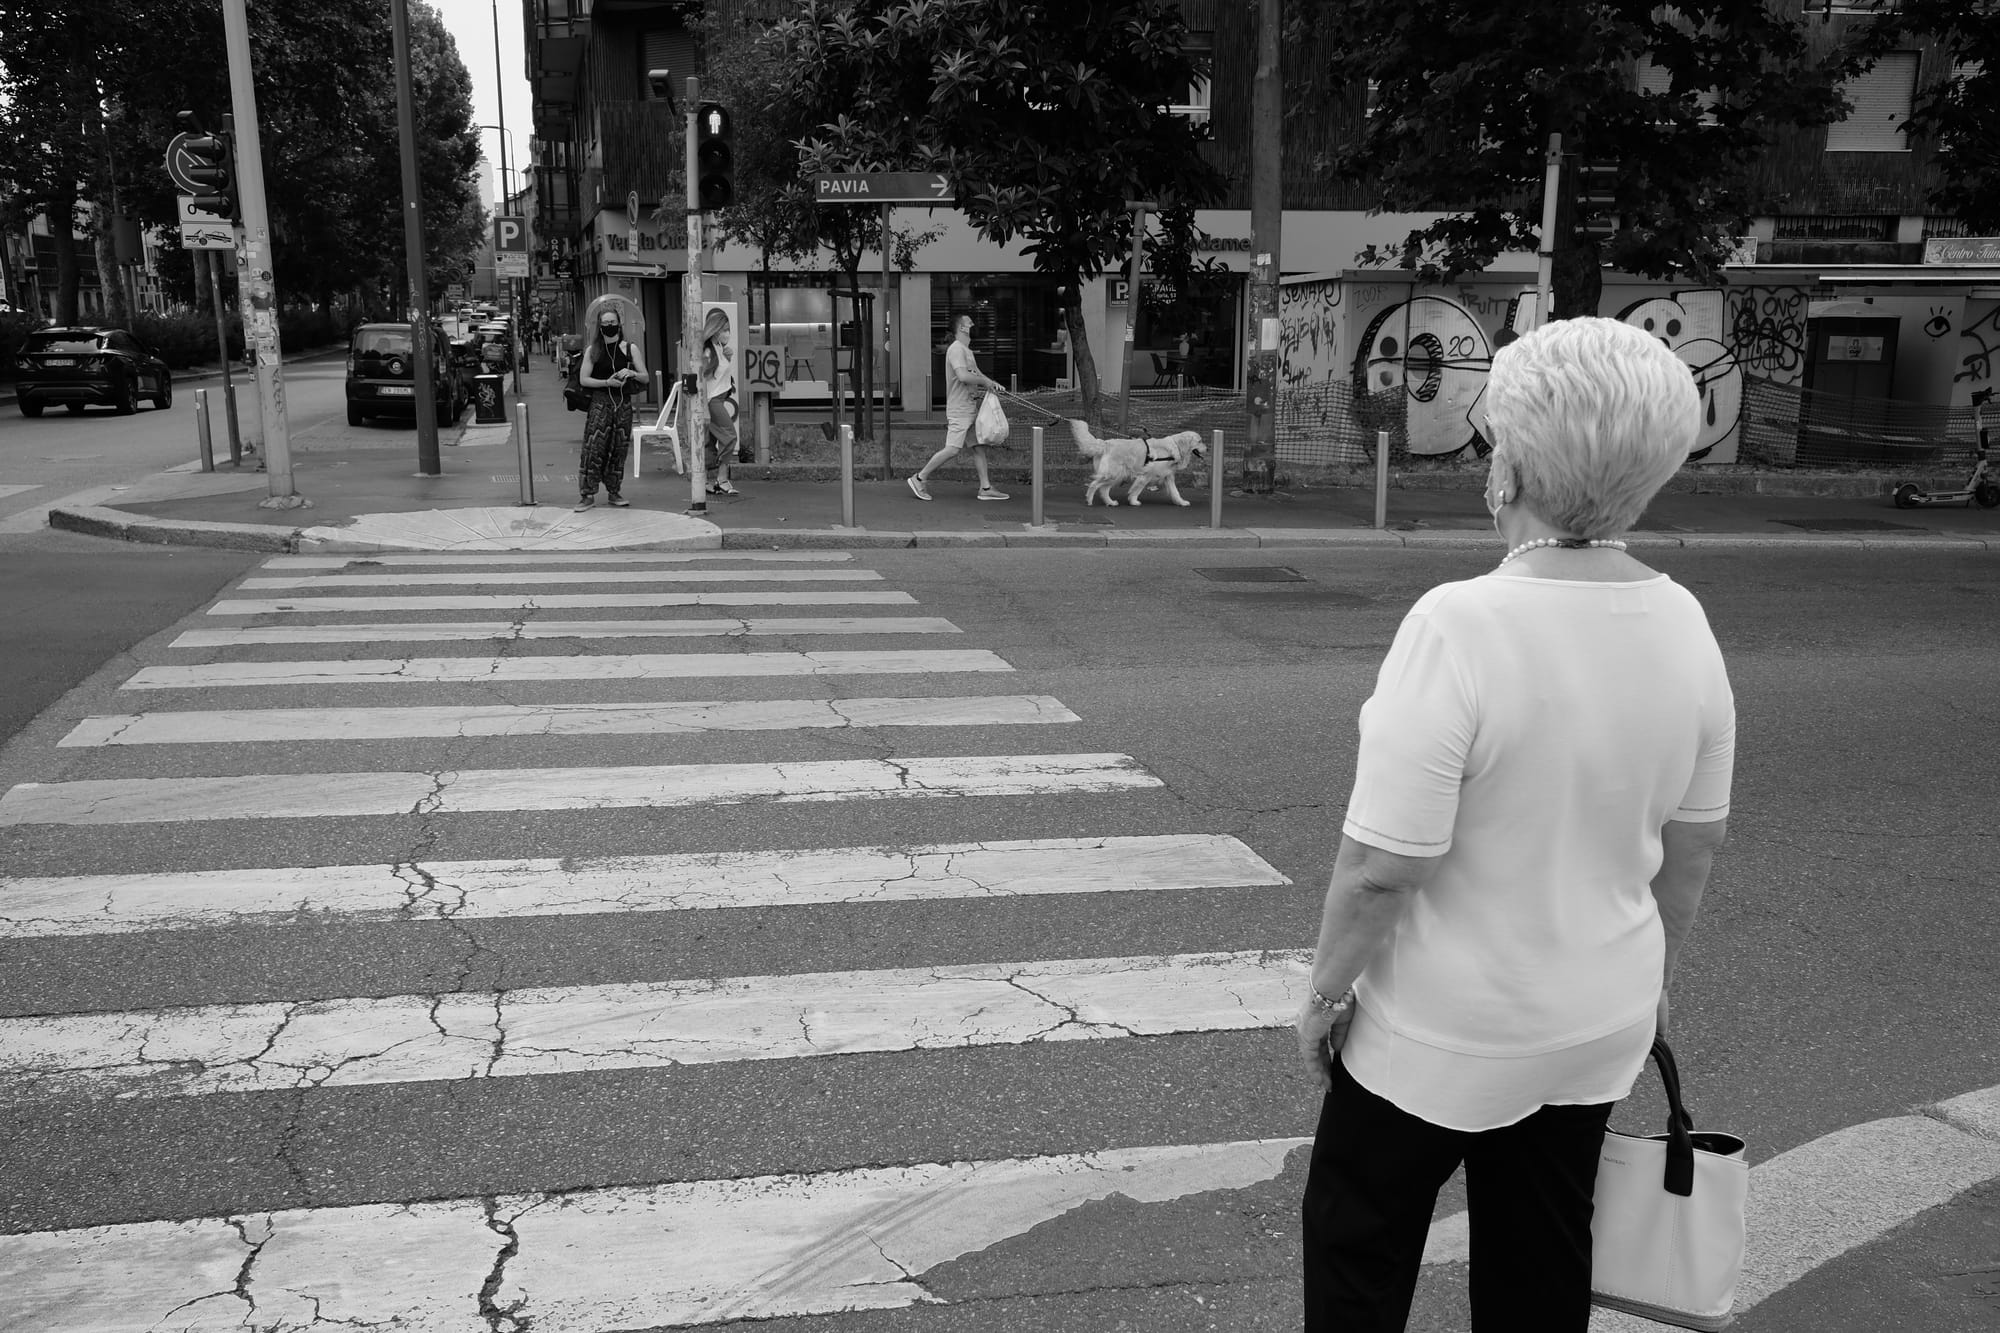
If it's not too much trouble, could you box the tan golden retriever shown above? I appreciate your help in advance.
[1066,419,1207,507]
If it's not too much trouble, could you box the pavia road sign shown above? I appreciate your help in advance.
[813,172,951,204]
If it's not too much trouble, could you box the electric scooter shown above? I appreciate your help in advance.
[1894,387,2000,509]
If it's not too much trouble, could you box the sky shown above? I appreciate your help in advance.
[431,0,535,200]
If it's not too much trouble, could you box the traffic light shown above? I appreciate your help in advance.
[177,111,239,220]
[695,102,735,211]
[1570,159,1620,243]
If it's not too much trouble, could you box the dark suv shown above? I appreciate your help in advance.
[345,322,463,427]
[13,327,171,417]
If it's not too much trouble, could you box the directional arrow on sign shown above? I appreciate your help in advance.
[813,172,952,205]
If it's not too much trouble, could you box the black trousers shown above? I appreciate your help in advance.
[1301,1054,1613,1332]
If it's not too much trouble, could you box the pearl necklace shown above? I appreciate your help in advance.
[1497,536,1628,568]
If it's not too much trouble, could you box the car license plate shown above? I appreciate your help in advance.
[43,358,75,366]
[379,386,414,396]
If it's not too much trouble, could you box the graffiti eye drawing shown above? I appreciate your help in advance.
[1923,307,1952,339]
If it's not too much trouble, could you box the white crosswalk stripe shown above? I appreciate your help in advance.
[170,616,961,645]
[60,695,1079,745]
[0,951,1309,1102]
[0,550,1310,1329]
[0,835,1291,939]
[121,648,1014,689]
[237,568,885,589]
[208,590,919,614]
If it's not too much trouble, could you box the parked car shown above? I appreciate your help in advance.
[13,327,171,417]
[345,322,463,428]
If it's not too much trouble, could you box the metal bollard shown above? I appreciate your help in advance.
[839,422,856,528]
[195,390,214,472]
[1374,429,1390,529]
[515,401,538,506]
[1031,425,1045,527]
[652,370,664,409]
[1210,429,1224,529]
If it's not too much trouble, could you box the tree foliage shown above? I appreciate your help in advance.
[758,0,1226,415]
[1883,0,2000,231]
[0,0,483,321]
[1292,0,1877,316]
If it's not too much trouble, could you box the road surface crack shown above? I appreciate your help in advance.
[478,1198,535,1332]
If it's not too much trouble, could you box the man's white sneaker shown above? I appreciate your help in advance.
[907,475,932,501]
[977,487,1010,501]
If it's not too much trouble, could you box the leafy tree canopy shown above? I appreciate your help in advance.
[759,0,1227,412]
[1292,0,1880,315]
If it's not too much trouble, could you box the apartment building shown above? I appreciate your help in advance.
[523,0,1997,467]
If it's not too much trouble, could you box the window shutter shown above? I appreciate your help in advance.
[1826,52,1917,151]
[640,29,697,98]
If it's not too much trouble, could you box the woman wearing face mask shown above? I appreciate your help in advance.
[575,308,648,511]
[1295,317,1736,1332]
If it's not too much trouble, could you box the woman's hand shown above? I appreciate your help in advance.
[1295,997,1354,1089]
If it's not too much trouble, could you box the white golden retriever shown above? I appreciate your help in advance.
[1066,419,1207,507]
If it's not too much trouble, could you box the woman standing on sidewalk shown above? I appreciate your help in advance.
[575,308,646,511]
[701,308,741,497]
[1296,317,1735,1331]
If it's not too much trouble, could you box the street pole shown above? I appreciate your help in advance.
[1118,200,1153,433]
[219,0,300,506]
[1534,132,1563,328]
[492,0,523,388]
[682,76,707,516]
[206,252,241,462]
[1243,0,1282,485]
[881,201,893,475]
[392,0,441,474]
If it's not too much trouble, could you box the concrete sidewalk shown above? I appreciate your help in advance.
[39,354,2000,554]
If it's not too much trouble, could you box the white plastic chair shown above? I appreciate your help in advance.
[630,381,684,476]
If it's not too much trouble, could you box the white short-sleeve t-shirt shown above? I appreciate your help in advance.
[1339,571,1734,1129]
[945,340,980,421]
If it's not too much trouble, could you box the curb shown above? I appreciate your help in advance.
[42,507,2000,556]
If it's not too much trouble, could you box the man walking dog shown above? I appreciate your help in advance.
[908,312,1009,502]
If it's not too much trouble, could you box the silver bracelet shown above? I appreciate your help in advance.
[1308,982,1355,1015]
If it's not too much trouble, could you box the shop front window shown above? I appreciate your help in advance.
[1134,272,1241,389]
[932,276,1069,403]
[747,273,898,403]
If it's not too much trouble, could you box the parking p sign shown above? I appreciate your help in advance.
[494,215,529,279]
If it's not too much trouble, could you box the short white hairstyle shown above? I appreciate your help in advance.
[1485,317,1701,539]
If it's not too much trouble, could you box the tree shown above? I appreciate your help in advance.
[763,0,1226,419]
[1888,0,2000,231]
[1293,0,1875,316]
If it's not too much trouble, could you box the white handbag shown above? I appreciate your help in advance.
[1590,1038,1748,1331]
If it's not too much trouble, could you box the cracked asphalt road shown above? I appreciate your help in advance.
[0,542,1996,1331]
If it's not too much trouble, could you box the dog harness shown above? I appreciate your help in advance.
[1144,439,1176,464]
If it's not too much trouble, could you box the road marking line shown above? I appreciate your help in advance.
[0,752,1161,825]
[237,569,884,589]
[120,649,1013,690]
[206,591,920,614]
[0,949,1310,1101]
[0,1139,1310,1332]
[260,552,856,568]
[0,834,1291,939]
[61,694,1079,745]
[1423,1083,2000,1331]
[170,616,962,646]
[0,483,41,499]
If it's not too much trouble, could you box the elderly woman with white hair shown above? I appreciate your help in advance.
[1296,316,1736,1331]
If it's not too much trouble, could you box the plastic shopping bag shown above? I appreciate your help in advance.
[975,392,1009,446]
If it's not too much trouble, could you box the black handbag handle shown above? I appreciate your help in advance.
[1648,1037,1698,1197]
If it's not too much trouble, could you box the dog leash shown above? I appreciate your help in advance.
[984,383,1069,426]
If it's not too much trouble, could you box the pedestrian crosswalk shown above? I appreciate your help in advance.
[0,547,1311,1329]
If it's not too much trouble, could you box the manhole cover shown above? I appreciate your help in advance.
[1194,566,1307,583]
[1772,518,1927,532]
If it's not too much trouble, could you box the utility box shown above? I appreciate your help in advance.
[473,373,506,423]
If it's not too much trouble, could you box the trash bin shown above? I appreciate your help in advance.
[473,373,506,423]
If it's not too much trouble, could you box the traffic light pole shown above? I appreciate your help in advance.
[1243,0,1282,486]
[392,0,441,474]
[219,0,300,506]
[1534,132,1562,328]
[682,77,707,517]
